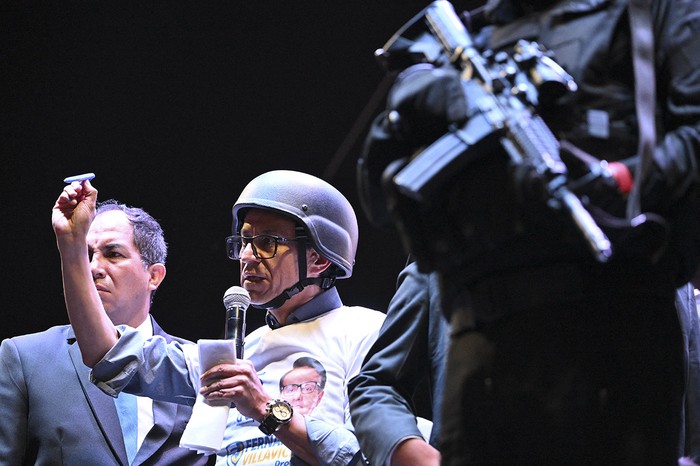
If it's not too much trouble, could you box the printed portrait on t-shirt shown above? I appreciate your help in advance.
[278,356,326,416]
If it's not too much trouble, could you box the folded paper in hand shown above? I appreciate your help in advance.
[179,339,236,454]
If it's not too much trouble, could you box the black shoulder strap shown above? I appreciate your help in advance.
[626,0,656,219]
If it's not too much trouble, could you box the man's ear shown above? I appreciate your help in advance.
[306,250,332,277]
[147,263,166,291]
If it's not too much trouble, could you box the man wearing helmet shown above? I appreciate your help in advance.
[227,169,359,317]
[57,170,385,466]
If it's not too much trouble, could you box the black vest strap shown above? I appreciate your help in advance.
[626,0,656,219]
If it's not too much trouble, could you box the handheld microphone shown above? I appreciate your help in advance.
[223,286,251,359]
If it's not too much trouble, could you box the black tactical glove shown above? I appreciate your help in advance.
[387,63,468,147]
[357,64,468,229]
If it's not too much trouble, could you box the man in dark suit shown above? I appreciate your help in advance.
[0,187,211,465]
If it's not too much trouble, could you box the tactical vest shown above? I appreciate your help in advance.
[415,0,650,282]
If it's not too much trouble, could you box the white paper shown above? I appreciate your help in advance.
[179,339,236,454]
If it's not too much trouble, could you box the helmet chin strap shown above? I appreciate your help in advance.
[251,227,337,311]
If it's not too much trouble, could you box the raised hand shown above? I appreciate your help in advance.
[52,179,98,249]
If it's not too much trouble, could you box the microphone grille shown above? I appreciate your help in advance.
[223,286,251,309]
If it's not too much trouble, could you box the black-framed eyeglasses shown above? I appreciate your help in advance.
[280,381,322,396]
[225,234,301,260]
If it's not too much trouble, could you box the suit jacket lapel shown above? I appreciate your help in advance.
[67,331,129,466]
[133,400,179,464]
[130,317,185,464]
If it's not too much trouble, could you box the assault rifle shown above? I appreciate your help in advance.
[377,0,612,263]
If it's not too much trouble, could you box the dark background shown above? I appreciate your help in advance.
[2,1,480,341]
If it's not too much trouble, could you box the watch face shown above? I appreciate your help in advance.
[272,402,292,420]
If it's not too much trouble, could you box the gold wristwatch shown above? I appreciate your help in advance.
[259,399,293,435]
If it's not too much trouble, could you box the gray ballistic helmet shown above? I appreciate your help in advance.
[232,170,359,278]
